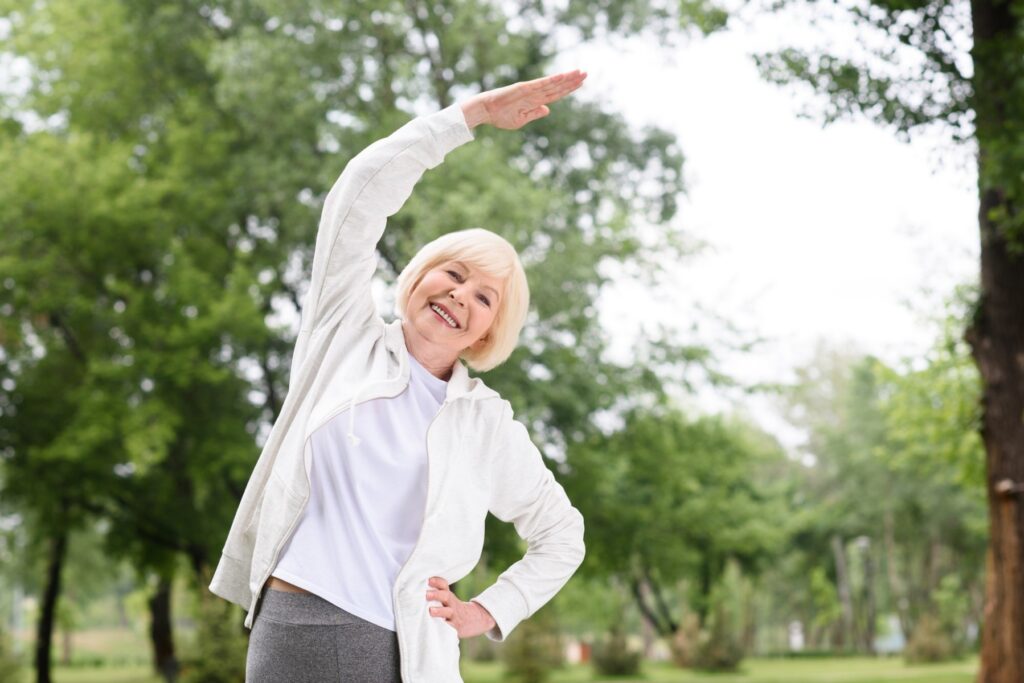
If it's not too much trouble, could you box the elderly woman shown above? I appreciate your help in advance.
[209,69,588,683]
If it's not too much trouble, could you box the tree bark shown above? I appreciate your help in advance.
[697,555,713,628]
[883,510,911,638]
[641,565,678,633]
[830,535,855,651]
[148,576,178,683]
[861,540,876,654]
[35,528,68,683]
[967,0,1024,679]
[629,575,670,636]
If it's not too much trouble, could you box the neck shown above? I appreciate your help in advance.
[401,319,456,382]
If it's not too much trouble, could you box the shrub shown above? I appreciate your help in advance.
[502,607,564,683]
[178,596,247,683]
[668,613,701,667]
[692,590,744,672]
[904,613,956,663]
[0,626,22,683]
[591,622,641,676]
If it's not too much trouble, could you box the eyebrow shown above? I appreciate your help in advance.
[451,261,500,301]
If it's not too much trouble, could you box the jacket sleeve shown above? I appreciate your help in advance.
[469,403,587,642]
[288,102,476,382]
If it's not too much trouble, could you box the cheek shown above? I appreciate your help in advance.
[479,308,497,331]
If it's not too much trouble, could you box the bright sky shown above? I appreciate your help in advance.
[551,14,980,450]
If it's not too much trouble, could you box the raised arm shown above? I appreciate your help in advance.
[289,69,588,380]
[289,103,474,379]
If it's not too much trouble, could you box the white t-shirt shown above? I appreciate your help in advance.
[271,346,447,631]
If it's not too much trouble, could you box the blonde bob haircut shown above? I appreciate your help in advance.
[394,228,529,373]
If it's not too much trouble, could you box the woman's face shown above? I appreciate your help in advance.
[405,260,504,355]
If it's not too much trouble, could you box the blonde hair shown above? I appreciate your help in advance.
[395,228,529,373]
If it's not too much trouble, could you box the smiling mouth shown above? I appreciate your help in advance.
[429,303,460,329]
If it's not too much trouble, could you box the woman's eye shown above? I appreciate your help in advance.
[477,295,490,307]
[446,270,462,281]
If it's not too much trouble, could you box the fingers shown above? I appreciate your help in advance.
[429,605,454,620]
[426,588,454,603]
[534,69,587,96]
[525,105,550,123]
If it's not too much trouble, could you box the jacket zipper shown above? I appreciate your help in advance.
[394,398,449,683]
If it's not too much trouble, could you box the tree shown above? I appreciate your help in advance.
[0,1,723,678]
[751,0,1024,673]
[779,328,986,656]
[563,405,791,652]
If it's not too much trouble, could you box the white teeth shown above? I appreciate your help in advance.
[430,304,458,328]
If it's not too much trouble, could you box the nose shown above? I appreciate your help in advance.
[448,289,466,308]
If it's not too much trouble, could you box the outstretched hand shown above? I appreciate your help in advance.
[460,69,587,130]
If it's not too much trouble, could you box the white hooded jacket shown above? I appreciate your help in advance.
[208,101,586,682]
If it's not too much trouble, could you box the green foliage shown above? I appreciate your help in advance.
[0,624,23,683]
[749,0,975,145]
[564,405,792,631]
[501,605,565,683]
[693,614,745,672]
[0,0,719,601]
[668,613,702,668]
[178,596,247,683]
[808,567,842,635]
[591,621,642,676]
[904,613,957,664]
[692,564,745,671]
[774,291,987,654]
[929,575,972,657]
[753,0,1024,251]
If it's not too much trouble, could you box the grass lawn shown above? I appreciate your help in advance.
[37,656,978,683]
[462,657,978,683]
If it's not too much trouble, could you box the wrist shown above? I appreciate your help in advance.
[471,599,497,629]
[459,98,489,130]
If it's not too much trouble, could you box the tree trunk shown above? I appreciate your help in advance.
[697,555,713,628]
[60,626,71,666]
[35,529,68,683]
[861,540,876,654]
[883,509,911,639]
[148,576,178,683]
[116,584,130,628]
[967,0,1024,679]
[830,535,855,651]
[742,580,756,654]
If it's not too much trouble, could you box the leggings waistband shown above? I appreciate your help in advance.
[257,587,378,628]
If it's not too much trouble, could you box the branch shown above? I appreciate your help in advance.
[48,312,86,364]
[643,564,679,633]
[630,574,670,636]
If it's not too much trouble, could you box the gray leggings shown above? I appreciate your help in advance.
[246,587,402,682]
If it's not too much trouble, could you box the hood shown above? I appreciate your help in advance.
[345,318,500,446]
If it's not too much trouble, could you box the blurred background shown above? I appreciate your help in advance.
[1,0,1021,682]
